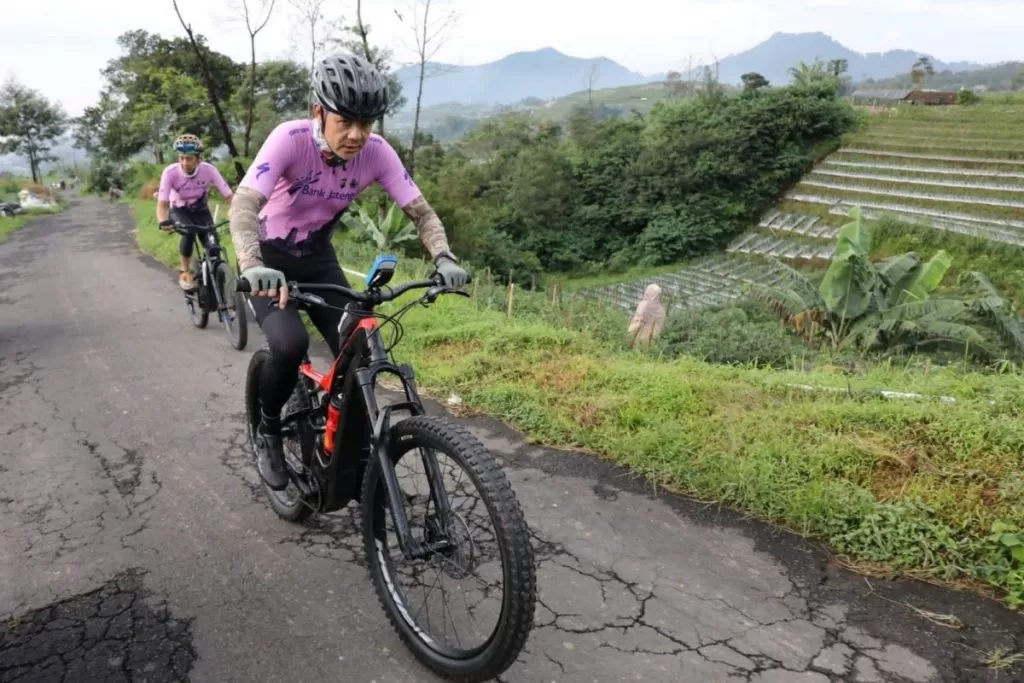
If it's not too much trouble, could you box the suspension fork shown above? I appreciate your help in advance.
[357,363,454,561]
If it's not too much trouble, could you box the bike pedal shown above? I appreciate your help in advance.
[285,462,315,497]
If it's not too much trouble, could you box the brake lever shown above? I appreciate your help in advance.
[422,286,471,305]
[298,292,327,307]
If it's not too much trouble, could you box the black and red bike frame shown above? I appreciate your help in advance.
[240,274,466,561]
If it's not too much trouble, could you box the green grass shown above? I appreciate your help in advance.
[0,214,34,242]
[392,294,1024,609]
[538,82,676,121]
[834,150,1024,173]
[872,217,1024,307]
[800,177,1024,204]
[0,205,68,242]
[129,196,1024,610]
[796,185,1024,223]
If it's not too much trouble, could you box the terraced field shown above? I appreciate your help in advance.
[578,101,1024,313]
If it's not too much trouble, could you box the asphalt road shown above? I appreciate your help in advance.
[2,196,1023,683]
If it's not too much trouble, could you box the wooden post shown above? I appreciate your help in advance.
[506,282,515,318]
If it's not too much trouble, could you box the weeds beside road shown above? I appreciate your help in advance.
[127,196,1024,613]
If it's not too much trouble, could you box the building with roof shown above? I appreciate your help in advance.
[849,88,959,106]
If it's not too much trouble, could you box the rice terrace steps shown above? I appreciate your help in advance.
[579,99,1024,314]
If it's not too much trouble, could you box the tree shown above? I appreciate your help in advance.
[697,60,726,105]
[663,71,688,98]
[89,29,242,163]
[584,63,600,114]
[288,0,330,79]
[234,0,277,157]
[788,59,830,87]
[1012,67,1024,92]
[323,0,407,135]
[757,208,986,353]
[741,72,770,96]
[397,0,460,176]
[173,0,247,182]
[827,59,849,78]
[911,56,935,90]
[0,79,68,183]
[72,93,120,157]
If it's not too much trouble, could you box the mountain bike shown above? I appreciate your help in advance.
[166,219,247,350]
[237,256,536,682]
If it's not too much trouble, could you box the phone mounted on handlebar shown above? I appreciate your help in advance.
[366,255,398,289]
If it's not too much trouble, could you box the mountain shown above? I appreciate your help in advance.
[394,47,656,107]
[712,32,982,86]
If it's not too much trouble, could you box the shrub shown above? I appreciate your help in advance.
[139,179,160,200]
[660,298,811,366]
[21,183,53,198]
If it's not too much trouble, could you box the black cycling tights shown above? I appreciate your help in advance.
[248,247,352,419]
[169,206,213,258]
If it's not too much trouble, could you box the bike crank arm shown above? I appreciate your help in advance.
[284,460,320,508]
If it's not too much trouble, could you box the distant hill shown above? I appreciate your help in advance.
[859,61,1024,92]
[713,32,982,86]
[394,47,657,107]
[386,82,671,143]
[394,34,990,108]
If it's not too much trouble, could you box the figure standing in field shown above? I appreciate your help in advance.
[626,284,666,348]
[156,134,235,290]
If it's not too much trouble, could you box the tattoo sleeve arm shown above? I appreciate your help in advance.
[229,187,268,271]
[402,195,452,260]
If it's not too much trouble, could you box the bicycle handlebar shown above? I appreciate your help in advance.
[235,275,471,307]
[164,219,229,236]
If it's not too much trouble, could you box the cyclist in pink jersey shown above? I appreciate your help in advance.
[229,52,467,490]
[157,134,235,290]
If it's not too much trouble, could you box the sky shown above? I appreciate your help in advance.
[3,0,1024,117]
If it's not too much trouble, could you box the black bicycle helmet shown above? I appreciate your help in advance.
[313,52,389,121]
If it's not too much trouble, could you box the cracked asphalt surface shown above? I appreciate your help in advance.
[2,196,1024,682]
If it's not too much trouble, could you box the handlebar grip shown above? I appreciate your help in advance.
[235,278,252,294]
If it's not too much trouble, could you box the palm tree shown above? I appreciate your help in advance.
[788,59,829,87]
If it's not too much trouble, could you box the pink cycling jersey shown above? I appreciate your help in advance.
[239,119,421,255]
[158,162,233,209]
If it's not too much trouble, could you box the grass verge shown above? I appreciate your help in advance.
[128,198,1024,611]
[0,204,68,242]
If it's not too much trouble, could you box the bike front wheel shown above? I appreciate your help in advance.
[361,415,536,682]
[214,262,247,350]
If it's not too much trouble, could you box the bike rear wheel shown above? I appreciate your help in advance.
[361,415,536,682]
[244,348,317,523]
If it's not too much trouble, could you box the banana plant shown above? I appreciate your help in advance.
[341,200,418,251]
[757,207,986,353]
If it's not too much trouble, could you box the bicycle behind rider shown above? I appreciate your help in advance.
[229,51,468,491]
[157,134,235,291]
